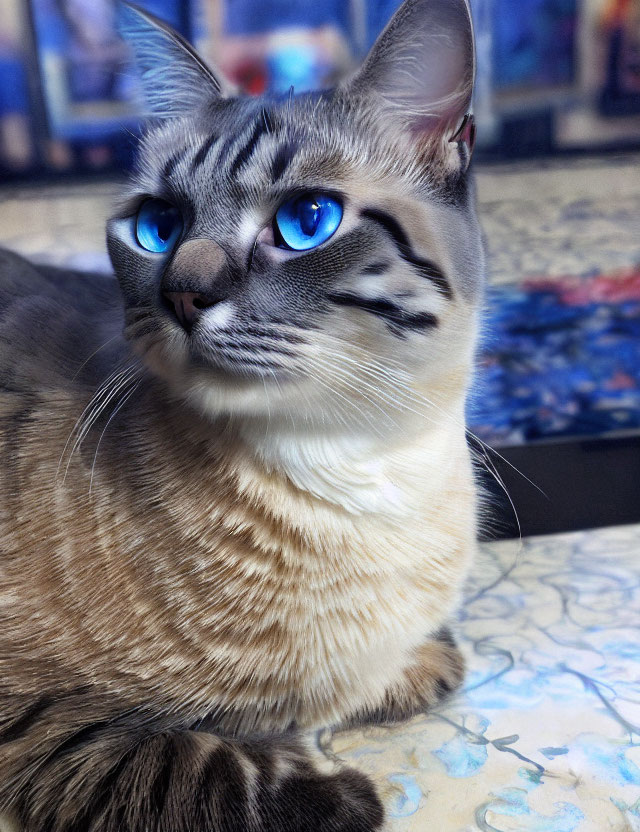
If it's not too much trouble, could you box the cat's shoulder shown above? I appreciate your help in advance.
[0,247,120,312]
[0,247,125,391]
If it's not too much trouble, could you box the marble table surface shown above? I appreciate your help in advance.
[330,524,640,832]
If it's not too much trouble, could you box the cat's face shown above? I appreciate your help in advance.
[108,0,483,434]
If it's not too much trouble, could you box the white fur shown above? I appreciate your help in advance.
[202,300,235,329]
[240,403,464,518]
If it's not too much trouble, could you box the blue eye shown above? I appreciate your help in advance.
[135,199,183,253]
[275,193,342,251]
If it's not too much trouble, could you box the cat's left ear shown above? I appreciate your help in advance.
[344,0,475,165]
[117,1,226,120]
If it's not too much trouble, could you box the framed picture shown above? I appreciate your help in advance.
[556,0,640,149]
[0,0,36,173]
[28,0,195,141]
[0,0,199,174]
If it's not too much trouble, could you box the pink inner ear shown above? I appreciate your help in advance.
[450,114,476,156]
[408,114,444,137]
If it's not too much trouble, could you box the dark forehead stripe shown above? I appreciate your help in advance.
[271,141,298,183]
[190,133,219,173]
[361,208,453,300]
[328,291,438,336]
[229,117,270,179]
[162,149,184,179]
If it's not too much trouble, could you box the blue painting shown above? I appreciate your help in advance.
[29,0,193,142]
[492,0,577,90]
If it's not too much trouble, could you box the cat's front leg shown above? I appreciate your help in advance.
[344,627,465,729]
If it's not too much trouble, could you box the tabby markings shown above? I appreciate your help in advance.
[162,150,183,179]
[0,694,55,744]
[328,291,437,335]
[271,141,298,183]
[361,261,390,275]
[190,133,219,173]
[229,116,271,179]
[361,208,452,299]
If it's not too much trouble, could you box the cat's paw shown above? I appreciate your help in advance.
[345,626,465,728]
[13,728,384,832]
[265,759,385,832]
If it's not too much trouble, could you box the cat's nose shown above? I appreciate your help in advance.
[160,238,231,332]
[163,291,220,331]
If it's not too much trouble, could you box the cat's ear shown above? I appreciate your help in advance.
[345,0,475,152]
[117,1,226,120]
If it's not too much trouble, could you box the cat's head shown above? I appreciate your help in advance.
[108,0,484,437]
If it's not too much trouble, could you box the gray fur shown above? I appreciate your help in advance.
[117,2,224,118]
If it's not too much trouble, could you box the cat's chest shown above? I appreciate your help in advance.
[4,407,474,727]
[110,496,469,724]
[107,422,473,672]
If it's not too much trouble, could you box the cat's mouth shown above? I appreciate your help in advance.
[185,322,303,384]
[187,334,296,381]
[154,293,299,381]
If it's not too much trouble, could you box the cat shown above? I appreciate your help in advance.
[0,0,483,829]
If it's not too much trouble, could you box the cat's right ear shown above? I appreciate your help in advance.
[117,2,226,120]
[343,0,475,160]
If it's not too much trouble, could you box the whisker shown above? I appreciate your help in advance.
[69,367,140,463]
[306,369,385,437]
[58,364,141,482]
[56,360,132,479]
[466,430,548,500]
[323,334,541,486]
[303,336,531,538]
[473,443,522,542]
[310,356,402,429]
[70,335,120,382]
[310,349,436,428]
[89,381,142,493]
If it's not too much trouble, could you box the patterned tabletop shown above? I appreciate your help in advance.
[330,524,640,832]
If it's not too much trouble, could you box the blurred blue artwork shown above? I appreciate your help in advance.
[469,270,640,444]
[0,2,34,172]
[224,0,402,50]
[492,0,577,89]
[0,51,29,119]
[29,0,192,142]
[267,46,327,95]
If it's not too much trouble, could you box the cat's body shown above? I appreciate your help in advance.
[0,1,483,829]
[0,248,472,729]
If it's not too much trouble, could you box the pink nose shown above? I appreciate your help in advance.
[163,291,216,331]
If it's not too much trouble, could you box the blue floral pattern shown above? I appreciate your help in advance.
[468,272,640,444]
[328,524,640,831]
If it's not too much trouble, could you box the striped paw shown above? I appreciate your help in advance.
[7,726,384,832]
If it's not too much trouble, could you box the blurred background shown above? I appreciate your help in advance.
[2,0,640,174]
[0,0,639,536]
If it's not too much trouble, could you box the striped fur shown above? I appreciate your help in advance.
[0,683,383,832]
[0,0,483,828]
